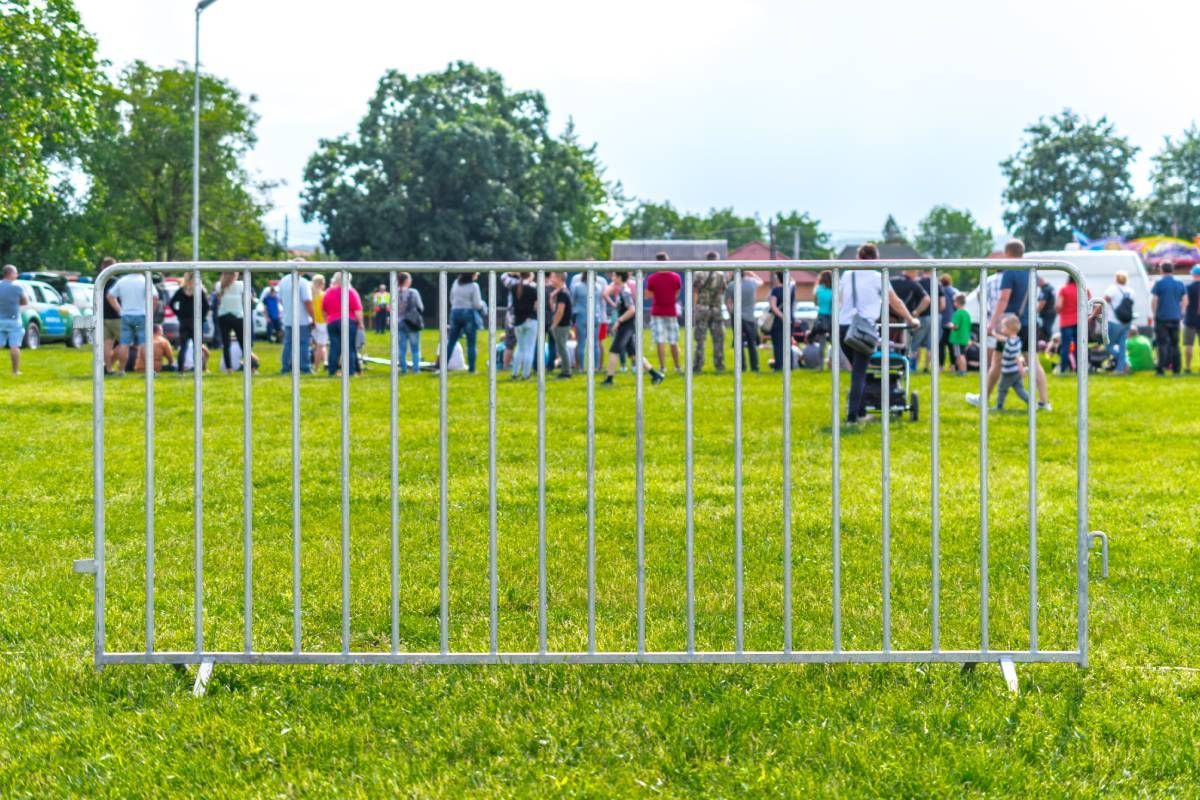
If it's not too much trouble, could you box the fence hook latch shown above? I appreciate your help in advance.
[73,558,97,575]
[1088,532,1109,579]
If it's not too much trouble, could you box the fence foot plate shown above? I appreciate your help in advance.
[999,657,1019,695]
[192,659,215,697]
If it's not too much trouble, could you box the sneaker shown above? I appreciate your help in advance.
[556,373,572,380]
[650,370,665,385]
[601,375,614,386]
[1037,402,1052,412]
[965,393,981,407]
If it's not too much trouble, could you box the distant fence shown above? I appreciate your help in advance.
[78,259,1108,686]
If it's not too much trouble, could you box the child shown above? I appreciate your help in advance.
[948,293,972,375]
[995,313,1030,410]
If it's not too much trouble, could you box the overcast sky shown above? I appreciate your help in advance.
[76,0,1200,249]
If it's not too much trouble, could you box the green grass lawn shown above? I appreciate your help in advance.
[1,332,1198,796]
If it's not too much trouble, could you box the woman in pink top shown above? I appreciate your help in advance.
[1055,276,1091,373]
[322,274,365,376]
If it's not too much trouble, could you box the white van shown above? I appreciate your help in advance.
[965,250,1152,329]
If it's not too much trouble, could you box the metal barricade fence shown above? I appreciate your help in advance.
[77,259,1109,693]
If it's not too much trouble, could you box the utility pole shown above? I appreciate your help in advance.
[193,0,221,264]
[793,228,800,260]
[768,219,776,260]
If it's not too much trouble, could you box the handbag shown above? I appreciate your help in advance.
[843,273,880,355]
[759,308,775,333]
[402,289,423,331]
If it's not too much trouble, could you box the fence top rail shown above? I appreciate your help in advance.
[94,259,1083,287]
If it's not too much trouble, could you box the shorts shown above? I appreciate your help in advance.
[0,319,22,348]
[1184,325,1200,346]
[120,314,147,346]
[650,315,679,345]
[950,343,966,360]
[104,318,122,343]
[609,321,636,356]
[313,323,329,346]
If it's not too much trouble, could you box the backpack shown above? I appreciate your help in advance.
[1113,289,1134,324]
[402,289,423,331]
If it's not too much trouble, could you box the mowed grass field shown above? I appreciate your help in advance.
[1,330,1198,797]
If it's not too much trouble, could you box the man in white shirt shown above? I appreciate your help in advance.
[107,270,156,374]
[277,268,314,374]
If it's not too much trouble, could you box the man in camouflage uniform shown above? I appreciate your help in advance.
[692,251,727,372]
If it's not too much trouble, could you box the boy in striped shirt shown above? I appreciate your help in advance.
[996,313,1029,410]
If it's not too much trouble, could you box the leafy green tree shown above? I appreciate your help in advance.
[771,211,832,258]
[85,61,273,262]
[1000,109,1138,250]
[0,178,97,269]
[0,0,103,228]
[1141,125,1200,237]
[622,201,761,249]
[914,205,994,258]
[303,61,609,262]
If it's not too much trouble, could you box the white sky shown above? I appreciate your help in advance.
[76,0,1200,249]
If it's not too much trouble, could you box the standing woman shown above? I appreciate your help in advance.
[768,270,795,371]
[322,274,364,376]
[395,272,423,374]
[169,272,207,371]
[215,271,246,373]
[938,273,956,371]
[814,270,833,369]
[447,272,486,373]
[508,272,538,380]
[310,274,327,372]
[1055,274,1088,373]
[839,244,919,423]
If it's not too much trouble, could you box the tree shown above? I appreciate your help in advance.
[914,205,994,259]
[84,61,274,262]
[302,61,609,262]
[882,214,907,244]
[622,202,761,249]
[1000,109,1138,250]
[770,211,832,258]
[0,0,103,227]
[1142,125,1200,237]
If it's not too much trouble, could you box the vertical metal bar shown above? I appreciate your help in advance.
[193,268,204,654]
[145,269,155,653]
[93,275,107,665]
[782,271,792,653]
[635,269,645,654]
[979,266,989,653]
[930,267,940,653]
[438,271,449,655]
[586,270,596,654]
[340,270,351,655]
[831,268,841,652]
[242,268,252,652]
[1028,266,1038,653]
[733,268,744,653]
[537,269,548,654]
[389,270,399,655]
[488,270,499,655]
[684,270,695,654]
[291,270,302,653]
[880,267,891,653]
[1076,268,1089,666]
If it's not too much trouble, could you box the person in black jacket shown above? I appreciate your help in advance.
[169,273,208,371]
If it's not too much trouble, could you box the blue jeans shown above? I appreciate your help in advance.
[447,308,478,372]
[573,312,601,368]
[1059,326,1077,372]
[327,320,360,375]
[1107,320,1129,373]
[512,318,537,378]
[397,326,420,373]
[281,324,312,373]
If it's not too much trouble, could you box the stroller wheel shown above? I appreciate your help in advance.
[909,391,919,421]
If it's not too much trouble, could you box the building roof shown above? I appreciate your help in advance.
[728,240,790,261]
[835,242,926,260]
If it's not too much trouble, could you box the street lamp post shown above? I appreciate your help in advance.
[193,0,219,264]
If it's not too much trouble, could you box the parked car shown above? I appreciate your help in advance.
[159,278,181,344]
[15,279,86,348]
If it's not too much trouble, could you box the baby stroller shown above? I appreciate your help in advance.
[863,323,919,421]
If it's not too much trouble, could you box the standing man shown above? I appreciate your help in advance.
[1183,266,1200,373]
[889,269,930,368]
[98,256,122,374]
[109,268,155,375]
[913,270,943,372]
[725,270,763,372]
[1149,262,1187,376]
[645,252,682,375]
[549,272,573,378]
[1036,275,1056,344]
[278,268,314,375]
[372,283,390,334]
[262,284,282,343]
[0,265,29,375]
[569,269,608,371]
[692,251,727,373]
[967,239,1051,410]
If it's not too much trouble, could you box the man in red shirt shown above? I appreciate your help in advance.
[322,273,365,376]
[645,252,682,375]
